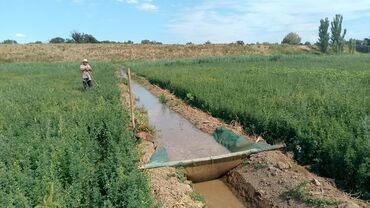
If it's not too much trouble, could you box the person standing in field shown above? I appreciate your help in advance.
[80,59,93,89]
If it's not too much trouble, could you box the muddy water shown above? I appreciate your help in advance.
[193,179,245,208]
[131,81,229,161]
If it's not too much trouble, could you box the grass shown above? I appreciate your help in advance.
[166,167,187,183]
[0,62,155,207]
[159,93,169,104]
[284,181,339,207]
[189,191,206,203]
[134,107,156,134]
[129,54,370,199]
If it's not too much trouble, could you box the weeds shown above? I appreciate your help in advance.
[135,107,155,134]
[284,181,339,207]
[159,93,168,104]
[166,167,187,183]
[189,191,206,203]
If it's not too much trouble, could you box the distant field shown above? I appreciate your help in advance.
[0,43,314,63]
[130,55,370,198]
[0,62,154,207]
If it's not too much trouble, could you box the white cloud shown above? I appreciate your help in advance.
[137,3,157,11]
[167,0,370,43]
[124,0,157,11]
[126,0,138,4]
[15,33,27,38]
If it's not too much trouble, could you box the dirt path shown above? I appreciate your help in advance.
[132,75,369,208]
[119,78,205,208]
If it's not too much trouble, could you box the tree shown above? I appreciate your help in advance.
[124,40,134,44]
[71,31,83,43]
[2,39,17,44]
[141,39,151,44]
[71,31,99,43]
[330,14,346,54]
[318,17,330,53]
[356,38,370,53]
[348,39,356,54]
[235,40,245,45]
[65,39,75,43]
[140,40,162,44]
[83,34,99,43]
[31,41,43,44]
[49,37,65,44]
[281,32,301,45]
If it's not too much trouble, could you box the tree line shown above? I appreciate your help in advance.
[281,14,370,54]
[1,24,369,52]
[48,32,164,45]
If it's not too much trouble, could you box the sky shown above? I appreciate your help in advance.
[0,0,369,44]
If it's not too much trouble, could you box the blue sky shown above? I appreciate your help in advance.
[1,0,370,44]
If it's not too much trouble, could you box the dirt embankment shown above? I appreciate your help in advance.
[133,75,369,208]
[119,78,204,208]
[0,44,315,63]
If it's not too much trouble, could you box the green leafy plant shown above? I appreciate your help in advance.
[186,93,194,102]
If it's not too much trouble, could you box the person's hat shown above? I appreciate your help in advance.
[83,59,88,63]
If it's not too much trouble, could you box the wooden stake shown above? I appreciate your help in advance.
[127,68,136,128]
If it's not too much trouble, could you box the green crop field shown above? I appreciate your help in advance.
[129,55,370,199]
[0,62,155,207]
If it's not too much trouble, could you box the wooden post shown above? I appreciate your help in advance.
[127,68,136,128]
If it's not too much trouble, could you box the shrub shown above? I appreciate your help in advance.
[282,32,301,45]
[49,37,65,44]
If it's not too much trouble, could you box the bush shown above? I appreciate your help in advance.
[282,32,301,45]
[141,40,162,45]
[49,37,65,44]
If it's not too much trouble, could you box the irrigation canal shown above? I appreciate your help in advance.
[129,77,245,208]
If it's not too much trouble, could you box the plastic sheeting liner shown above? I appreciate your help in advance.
[143,127,283,182]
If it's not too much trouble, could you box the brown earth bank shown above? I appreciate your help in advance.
[119,76,205,208]
[0,43,315,63]
[131,74,369,208]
